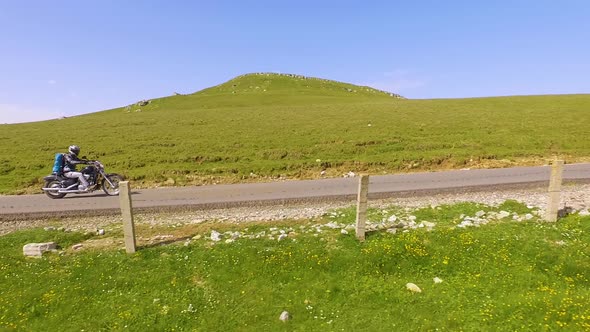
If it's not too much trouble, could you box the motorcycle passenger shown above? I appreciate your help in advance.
[63,145,91,190]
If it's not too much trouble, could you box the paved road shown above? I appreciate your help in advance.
[1,163,590,220]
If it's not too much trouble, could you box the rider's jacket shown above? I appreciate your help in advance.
[63,153,88,172]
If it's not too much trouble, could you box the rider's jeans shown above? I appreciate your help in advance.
[64,171,89,187]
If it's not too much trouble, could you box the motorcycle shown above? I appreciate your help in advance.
[42,160,124,199]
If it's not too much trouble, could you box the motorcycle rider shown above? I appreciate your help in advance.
[63,145,91,190]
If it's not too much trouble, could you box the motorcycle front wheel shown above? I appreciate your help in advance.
[102,174,124,196]
[44,180,66,199]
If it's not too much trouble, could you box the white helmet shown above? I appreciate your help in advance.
[69,145,80,156]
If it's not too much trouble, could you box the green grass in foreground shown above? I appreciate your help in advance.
[1,202,590,331]
[1,73,590,194]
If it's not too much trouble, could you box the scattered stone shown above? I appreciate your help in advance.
[421,221,436,227]
[475,210,485,217]
[406,283,422,293]
[184,240,191,246]
[97,229,105,235]
[340,229,348,235]
[433,277,443,284]
[72,243,83,250]
[279,311,290,322]
[278,234,288,241]
[44,226,56,231]
[579,209,590,216]
[23,242,57,257]
[210,230,221,242]
[524,213,534,220]
[558,206,574,218]
[225,239,235,244]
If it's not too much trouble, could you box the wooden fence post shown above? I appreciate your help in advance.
[356,174,369,241]
[545,160,564,222]
[119,181,137,253]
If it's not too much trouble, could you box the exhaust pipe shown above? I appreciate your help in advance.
[42,188,88,194]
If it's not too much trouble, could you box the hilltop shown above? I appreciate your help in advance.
[194,72,403,98]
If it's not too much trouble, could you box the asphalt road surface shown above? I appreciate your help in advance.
[1,163,590,220]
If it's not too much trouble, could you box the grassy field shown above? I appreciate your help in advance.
[1,201,589,330]
[2,73,590,194]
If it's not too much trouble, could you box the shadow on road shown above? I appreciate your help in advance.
[62,191,141,199]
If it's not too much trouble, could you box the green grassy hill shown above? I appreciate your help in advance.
[1,73,589,194]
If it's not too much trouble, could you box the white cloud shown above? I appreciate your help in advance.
[48,80,57,85]
[0,104,66,124]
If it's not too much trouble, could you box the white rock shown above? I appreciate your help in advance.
[475,210,485,217]
[387,215,397,222]
[72,243,83,250]
[210,230,221,242]
[225,239,235,244]
[278,234,288,241]
[386,228,397,234]
[23,242,57,257]
[279,311,290,322]
[192,234,202,240]
[97,229,105,235]
[341,229,348,235]
[408,215,417,221]
[578,209,589,216]
[406,283,422,293]
[421,221,436,228]
[524,213,534,220]
[433,277,443,284]
[498,211,510,219]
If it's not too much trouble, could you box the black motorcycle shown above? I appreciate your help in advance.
[42,160,124,199]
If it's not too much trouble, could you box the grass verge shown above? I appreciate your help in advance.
[1,201,589,331]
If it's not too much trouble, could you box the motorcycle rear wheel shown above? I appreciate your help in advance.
[102,174,124,196]
[44,180,66,199]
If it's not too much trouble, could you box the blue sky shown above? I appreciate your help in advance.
[1,0,588,123]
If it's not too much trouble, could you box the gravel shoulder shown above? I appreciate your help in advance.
[2,184,588,236]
